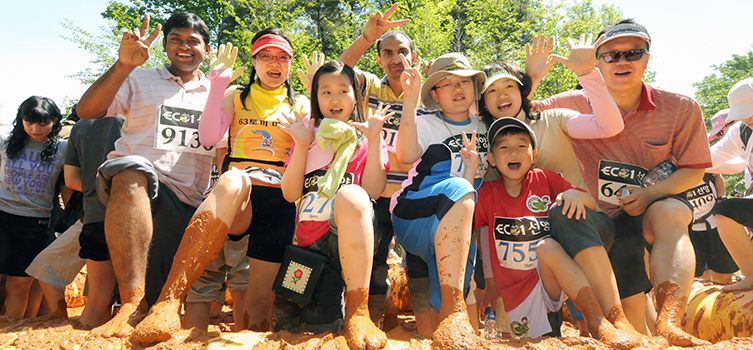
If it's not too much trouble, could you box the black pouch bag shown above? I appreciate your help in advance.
[273,244,327,307]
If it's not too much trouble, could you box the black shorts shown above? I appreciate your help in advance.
[689,228,738,276]
[240,186,297,263]
[0,211,51,277]
[712,197,753,227]
[78,221,109,261]
[608,195,693,299]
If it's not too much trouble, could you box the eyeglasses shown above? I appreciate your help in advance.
[432,78,473,91]
[256,53,292,62]
[596,49,647,63]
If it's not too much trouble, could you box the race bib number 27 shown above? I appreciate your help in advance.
[154,105,214,156]
[597,160,648,205]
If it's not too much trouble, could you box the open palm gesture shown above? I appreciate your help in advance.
[209,42,246,81]
[353,102,394,141]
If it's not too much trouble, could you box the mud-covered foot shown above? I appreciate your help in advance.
[721,278,753,292]
[607,305,668,349]
[655,320,709,347]
[432,311,482,350]
[344,313,387,350]
[344,289,387,350]
[654,280,711,347]
[132,298,182,344]
[594,319,660,350]
[89,286,147,339]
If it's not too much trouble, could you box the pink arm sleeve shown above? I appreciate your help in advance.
[480,226,494,277]
[564,69,624,139]
[199,69,233,146]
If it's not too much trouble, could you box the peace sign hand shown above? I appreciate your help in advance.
[551,34,605,76]
[362,3,411,43]
[118,14,162,68]
[209,42,246,82]
[460,131,479,181]
[399,54,422,99]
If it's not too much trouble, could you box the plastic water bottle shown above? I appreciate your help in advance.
[484,306,496,340]
[643,159,677,186]
[495,297,510,339]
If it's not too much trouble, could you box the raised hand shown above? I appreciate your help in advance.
[296,51,326,92]
[551,34,604,76]
[118,14,162,68]
[209,42,246,81]
[399,54,422,98]
[278,112,314,145]
[362,3,411,43]
[525,34,555,83]
[460,131,479,171]
[353,102,394,141]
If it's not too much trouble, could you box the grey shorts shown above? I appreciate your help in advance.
[25,220,85,289]
[97,155,198,306]
[186,236,250,303]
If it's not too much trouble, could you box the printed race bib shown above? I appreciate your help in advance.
[597,160,648,205]
[154,105,214,156]
[492,216,549,271]
[299,170,355,222]
[686,182,715,216]
[381,115,400,153]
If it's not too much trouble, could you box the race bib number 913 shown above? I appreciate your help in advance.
[597,160,647,205]
[155,105,214,156]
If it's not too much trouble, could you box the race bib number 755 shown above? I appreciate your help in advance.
[154,105,214,156]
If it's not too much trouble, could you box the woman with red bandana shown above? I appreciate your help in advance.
[132,28,309,343]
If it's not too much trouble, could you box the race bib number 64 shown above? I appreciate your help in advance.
[597,160,648,205]
[154,105,214,156]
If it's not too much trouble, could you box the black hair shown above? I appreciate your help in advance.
[66,103,81,123]
[490,127,533,155]
[376,31,414,54]
[5,96,63,163]
[597,18,651,53]
[162,12,210,47]
[310,60,365,145]
[239,28,296,110]
[478,61,537,127]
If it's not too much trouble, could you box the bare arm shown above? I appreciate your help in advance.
[64,165,82,192]
[395,54,423,164]
[712,173,726,198]
[339,3,410,68]
[353,103,393,199]
[77,14,162,119]
[620,168,704,216]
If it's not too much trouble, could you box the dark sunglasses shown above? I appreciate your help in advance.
[596,49,647,63]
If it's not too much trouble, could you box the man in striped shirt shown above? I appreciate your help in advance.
[76,12,213,338]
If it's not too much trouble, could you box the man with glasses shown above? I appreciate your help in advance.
[528,19,711,346]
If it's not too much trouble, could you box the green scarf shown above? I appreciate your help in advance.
[315,118,357,199]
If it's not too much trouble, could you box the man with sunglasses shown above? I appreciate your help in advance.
[528,19,711,347]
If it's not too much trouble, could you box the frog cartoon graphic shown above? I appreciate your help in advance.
[526,195,551,213]
[510,317,530,337]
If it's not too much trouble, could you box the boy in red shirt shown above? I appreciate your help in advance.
[474,117,666,348]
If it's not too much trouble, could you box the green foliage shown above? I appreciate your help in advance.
[64,0,662,101]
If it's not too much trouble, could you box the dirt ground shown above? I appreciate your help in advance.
[1,306,753,350]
